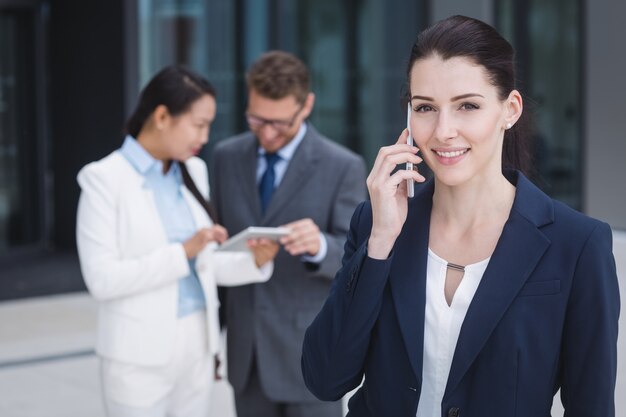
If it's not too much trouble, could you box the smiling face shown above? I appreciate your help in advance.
[162,94,216,161]
[409,55,521,188]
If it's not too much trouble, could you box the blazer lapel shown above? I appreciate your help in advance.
[138,179,169,243]
[389,180,434,382]
[262,128,320,225]
[444,171,554,398]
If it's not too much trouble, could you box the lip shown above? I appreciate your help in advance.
[191,148,201,156]
[431,148,470,165]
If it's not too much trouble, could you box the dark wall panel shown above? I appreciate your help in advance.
[50,0,126,249]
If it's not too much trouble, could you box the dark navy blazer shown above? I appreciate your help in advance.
[302,171,619,417]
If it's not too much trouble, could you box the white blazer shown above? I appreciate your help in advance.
[76,151,271,366]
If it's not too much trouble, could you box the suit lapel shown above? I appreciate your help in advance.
[137,179,169,243]
[443,172,554,398]
[262,129,320,225]
[389,181,434,382]
[237,136,263,222]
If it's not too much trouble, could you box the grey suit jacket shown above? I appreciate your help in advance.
[210,124,367,402]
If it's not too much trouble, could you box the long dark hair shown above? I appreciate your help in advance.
[406,15,534,177]
[126,65,218,221]
[125,65,216,137]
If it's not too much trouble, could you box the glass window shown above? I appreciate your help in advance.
[497,0,583,209]
[284,0,428,167]
[135,0,239,157]
[0,8,42,252]
[133,0,427,168]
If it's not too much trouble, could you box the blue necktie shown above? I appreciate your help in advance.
[259,153,280,213]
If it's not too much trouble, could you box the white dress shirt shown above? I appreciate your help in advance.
[416,249,490,417]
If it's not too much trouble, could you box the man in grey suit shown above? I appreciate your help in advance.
[210,51,367,417]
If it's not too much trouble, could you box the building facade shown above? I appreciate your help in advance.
[0,0,624,299]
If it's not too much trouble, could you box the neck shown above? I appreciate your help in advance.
[136,130,171,173]
[431,171,515,230]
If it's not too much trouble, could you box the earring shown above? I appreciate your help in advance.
[506,122,512,130]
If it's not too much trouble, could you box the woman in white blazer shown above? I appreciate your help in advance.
[76,66,278,417]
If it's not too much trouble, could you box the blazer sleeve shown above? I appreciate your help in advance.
[559,222,620,416]
[76,164,190,301]
[302,202,393,401]
[314,155,368,279]
[200,247,273,286]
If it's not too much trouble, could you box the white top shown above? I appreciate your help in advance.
[416,249,490,417]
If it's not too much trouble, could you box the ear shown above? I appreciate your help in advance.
[300,92,316,119]
[504,89,523,130]
[152,104,172,130]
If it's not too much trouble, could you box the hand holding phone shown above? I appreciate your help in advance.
[406,103,415,198]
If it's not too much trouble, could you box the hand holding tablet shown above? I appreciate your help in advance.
[215,226,290,252]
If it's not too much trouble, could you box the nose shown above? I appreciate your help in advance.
[200,128,210,145]
[434,111,457,141]
[259,124,280,140]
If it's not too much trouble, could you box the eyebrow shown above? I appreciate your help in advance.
[246,112,291,123]
[411,93,485,102]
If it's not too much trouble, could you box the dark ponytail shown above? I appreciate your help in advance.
[180,162,218,223]
[502,103,536,178]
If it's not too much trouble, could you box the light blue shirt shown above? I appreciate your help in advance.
[120,135,206,317]
[255,123,327,263]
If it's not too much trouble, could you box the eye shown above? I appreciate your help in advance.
[459,102,479,111]
[414,104,434,113]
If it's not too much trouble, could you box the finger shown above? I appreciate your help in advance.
[201,228,214,243]
[393,128,415,146]
[214,225,229,238]
[280,219,315,244]
[213,228,229,243]
[281,226,317,246]
[257,244,278,258]
[387,168,426,186]
[248,238,275,248]
[380,152,423,168]
[284,234,319,255]
[287,220,315,236]
[370,143,420,183]
[281,218,310,230]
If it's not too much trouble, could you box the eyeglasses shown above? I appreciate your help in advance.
[246,104,304,133]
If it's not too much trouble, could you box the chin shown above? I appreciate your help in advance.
[432,167,474,188]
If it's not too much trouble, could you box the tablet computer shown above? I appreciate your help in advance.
[215,226,290,252]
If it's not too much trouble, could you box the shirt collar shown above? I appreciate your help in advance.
[257,122,307,161]
[120,135,181,181]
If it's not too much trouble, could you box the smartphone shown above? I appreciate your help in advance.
[406,103,415,198]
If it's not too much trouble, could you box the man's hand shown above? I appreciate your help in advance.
[247,238,280,267]
[279,218,321,257]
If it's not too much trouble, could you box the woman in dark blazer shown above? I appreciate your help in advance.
[302,15,619,417]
